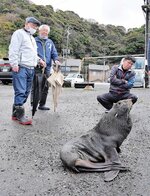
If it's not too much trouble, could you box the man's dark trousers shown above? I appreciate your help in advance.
[97,91,138,110]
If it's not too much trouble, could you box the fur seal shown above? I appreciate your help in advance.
[60,99,133,181]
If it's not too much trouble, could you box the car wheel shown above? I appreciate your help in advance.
[1,80,9,85]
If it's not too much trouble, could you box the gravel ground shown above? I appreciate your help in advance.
[0,83,150,196]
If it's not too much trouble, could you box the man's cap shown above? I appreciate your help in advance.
[25,17,41,26]
[124,55,136,63]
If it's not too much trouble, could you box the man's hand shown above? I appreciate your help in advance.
[122,79,127,84]
[54,60,61,72]
[148,70,150,75]
[39,59,46,68]
[55,60,61,65]
[12,66,19,72]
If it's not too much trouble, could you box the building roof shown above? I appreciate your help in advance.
[61,59,82,67]
[89,64,110,71]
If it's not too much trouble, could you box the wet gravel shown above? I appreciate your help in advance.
[0,83,150,196]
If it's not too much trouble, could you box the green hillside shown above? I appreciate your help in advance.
[0,0,145,59]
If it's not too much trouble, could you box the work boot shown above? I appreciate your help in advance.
[15,106,32,125]
[38,105,50,110]
[12,104,17,120]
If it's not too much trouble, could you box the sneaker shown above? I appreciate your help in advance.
[13,105,32,125]
[38,106,50,110]
[12,104,18,120]
[19,116,32,125]
[12,116,18,121]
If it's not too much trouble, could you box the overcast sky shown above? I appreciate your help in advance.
[31,0,145,29]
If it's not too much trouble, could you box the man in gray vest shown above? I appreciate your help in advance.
[9,17,45,125]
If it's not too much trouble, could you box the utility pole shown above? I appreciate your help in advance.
[142,0,150,87]
[64,27,71,76]
[102,48,106,82]
[66,27,71,59]
[142,0,150,58]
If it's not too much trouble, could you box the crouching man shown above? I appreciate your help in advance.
[97,55,138,113]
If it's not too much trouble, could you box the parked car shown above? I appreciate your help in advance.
[132,57,149,88]
[63,73,84,87]
[0,58,12,85]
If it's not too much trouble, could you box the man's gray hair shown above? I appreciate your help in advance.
[39,24,50,33]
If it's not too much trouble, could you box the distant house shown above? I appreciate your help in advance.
[88,64,110,82]
[61,59,82,75]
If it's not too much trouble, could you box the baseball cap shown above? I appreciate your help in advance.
[26,17,41,26]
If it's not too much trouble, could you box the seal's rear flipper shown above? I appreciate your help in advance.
[75,159,128,172]
[77,164,127,172]
[104,170,120,182]
[104,166,130,182]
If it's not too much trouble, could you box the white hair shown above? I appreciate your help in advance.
[39,24,50,33]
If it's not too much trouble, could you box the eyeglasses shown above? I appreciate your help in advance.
[126,60,134,65]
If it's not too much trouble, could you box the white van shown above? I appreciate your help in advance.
[133,57,149,88]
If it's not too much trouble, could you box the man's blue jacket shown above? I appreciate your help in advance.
[35,36,59,74]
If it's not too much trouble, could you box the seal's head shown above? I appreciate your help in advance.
[112,99,133,117]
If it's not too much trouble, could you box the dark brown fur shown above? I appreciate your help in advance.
[60,99,133,181]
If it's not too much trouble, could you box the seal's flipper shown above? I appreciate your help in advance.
[74,159,128,172]
[104,170,120,182]
[77,164,127,172]
[75,159,113,169]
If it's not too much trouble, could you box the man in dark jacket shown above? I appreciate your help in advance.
[35,24,60,110]
[97,55,138,113]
